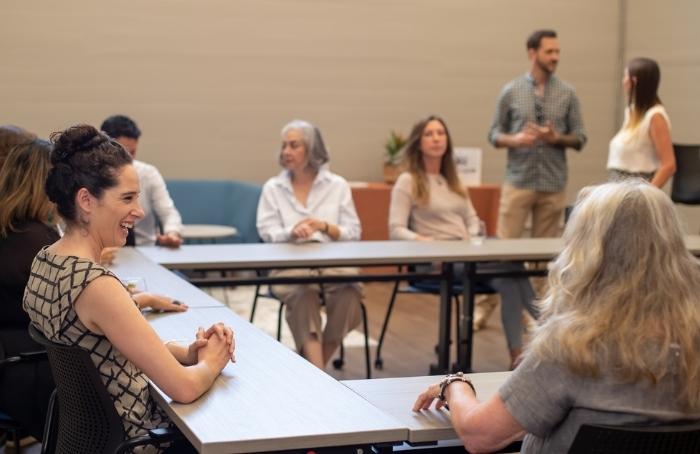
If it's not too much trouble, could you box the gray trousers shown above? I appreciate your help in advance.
[419,262,538,350]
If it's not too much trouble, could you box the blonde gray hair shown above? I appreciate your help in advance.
[528,180,700,410]
[279,119,329,172]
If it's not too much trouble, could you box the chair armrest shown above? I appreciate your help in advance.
[18,350,48,362]
[0,350,48,369]
[149,427,183,440]
[115,427,185,454]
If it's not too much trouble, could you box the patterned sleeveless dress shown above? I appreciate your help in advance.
[23,247,170,453]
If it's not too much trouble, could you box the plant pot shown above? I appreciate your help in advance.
[383,163,401,184]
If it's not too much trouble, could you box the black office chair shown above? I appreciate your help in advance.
[0,350,48,454]
[568,421,700,454]
[27,324,183,454]
[374,265,496,370]
[671,143,700,205]
[250,279,372,379]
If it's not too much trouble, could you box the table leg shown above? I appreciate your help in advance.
[455,262,476,372]
[430,262,453,375]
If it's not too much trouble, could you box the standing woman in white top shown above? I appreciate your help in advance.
[256,120,363,369]
[607,57,676,187]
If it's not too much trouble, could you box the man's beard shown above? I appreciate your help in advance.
[536,58,557,75]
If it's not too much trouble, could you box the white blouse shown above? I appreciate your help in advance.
[607,104,671,174]
[256,167,361,243]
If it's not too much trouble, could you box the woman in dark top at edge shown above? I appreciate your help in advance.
[0,139,58,441]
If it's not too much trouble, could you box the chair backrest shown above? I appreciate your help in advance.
[28,324,126,454]
[350,183,392,240]
[568,421,700,454]
[467,185,501,236]
[166,179,263,243]
[671,144,700,205]
[349,182,502,240]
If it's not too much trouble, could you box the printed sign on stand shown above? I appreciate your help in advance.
[453,147,482,186]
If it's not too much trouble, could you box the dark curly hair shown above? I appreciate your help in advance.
[45,124,132,223]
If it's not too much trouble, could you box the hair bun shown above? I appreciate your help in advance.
[50,124,108,164]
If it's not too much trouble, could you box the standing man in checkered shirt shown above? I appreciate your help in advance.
[488,29,586,240]
[474,29,586,328]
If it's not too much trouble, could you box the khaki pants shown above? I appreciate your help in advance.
[497,184,566,299]
[497,184,567,239]
[270,268,363,351]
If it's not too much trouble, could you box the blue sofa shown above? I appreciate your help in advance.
[165,179,262,244]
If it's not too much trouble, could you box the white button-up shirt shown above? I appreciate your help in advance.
[256,167,361,243]
[133,159,183,246]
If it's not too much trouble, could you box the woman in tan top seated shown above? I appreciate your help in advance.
[413,181,700,453]
[23,125,235,451]
[389,115,538,367]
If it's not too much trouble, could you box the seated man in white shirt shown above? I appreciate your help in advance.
[101,115,183,248]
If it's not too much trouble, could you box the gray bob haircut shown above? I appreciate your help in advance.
[279,119,330,171]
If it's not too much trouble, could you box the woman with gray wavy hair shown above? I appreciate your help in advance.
[413,180,700,453]
[278,119,329,171]
[257,119,363,369]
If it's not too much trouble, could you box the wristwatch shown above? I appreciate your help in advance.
[438,372,476,404]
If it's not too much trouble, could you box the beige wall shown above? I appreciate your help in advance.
[625,0,700,142]
[1,1,697,227]
[625,0,700,231]
[1,1,616,185]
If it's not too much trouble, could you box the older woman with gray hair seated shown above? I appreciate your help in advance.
[256,119,363,369]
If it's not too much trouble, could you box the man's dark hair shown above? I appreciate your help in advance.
[100,114,141,140]
[526,29,557,50]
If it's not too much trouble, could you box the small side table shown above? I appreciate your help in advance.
[181,224,238,243]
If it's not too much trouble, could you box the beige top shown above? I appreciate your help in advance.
[389,172,480,241]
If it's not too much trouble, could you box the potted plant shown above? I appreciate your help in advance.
[383,130,406,184]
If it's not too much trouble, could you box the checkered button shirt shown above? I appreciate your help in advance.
[488,73,587,193]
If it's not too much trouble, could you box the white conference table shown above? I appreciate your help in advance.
[146,307,406,453]
[137,238,566,270]
[138,239,563,373]
[138,236,700,374]
[342,372,511,445]
[137,236,700,270]
[109,247,224,309]
[113,246,408,453]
